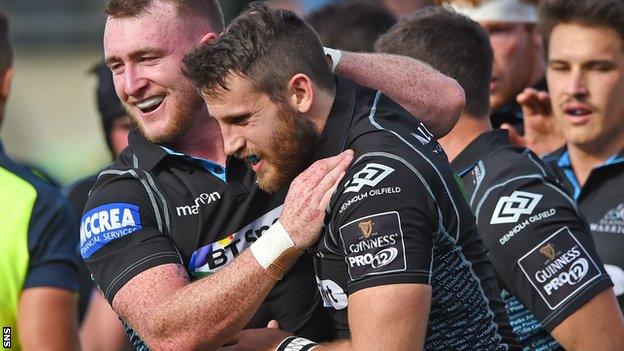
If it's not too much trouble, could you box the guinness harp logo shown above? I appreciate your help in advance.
[358,220,373,238]
[540,243,556,261]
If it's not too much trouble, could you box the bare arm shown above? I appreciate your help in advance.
[18,287,81,351]
[550,288,624,350]
[80,290,131,351]
[335,51,465,138]
[224,284,432,351]
[316,284,431,351]
[111,151,353,351]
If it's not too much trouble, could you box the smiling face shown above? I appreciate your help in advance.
[205,73,318,193]
[103,1,207,144]
[547,23,624,154]
[480,21,542,111]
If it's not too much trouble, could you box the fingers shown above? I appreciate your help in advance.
[318,171,345,211]
[310,152,353,206]
[517,88,551,118]
[267,320,280,329]
[500,123,527,147]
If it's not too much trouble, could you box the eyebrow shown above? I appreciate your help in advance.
[221,112,252,124]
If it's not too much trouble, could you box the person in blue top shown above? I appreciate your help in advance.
[0,11,81,351]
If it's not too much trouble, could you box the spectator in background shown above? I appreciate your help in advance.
[377,6,624,350]
[65,62,132,351]
[439,0,546,137]
[306,1,396,52]
[0,11,81,351]
[524,0,624,315]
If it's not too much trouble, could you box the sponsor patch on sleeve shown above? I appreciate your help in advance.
[80,203,143,259]
[339,211,406,281]
[518,227,602,310]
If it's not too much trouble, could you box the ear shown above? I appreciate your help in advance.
[0,68,13,102]
[286,74,314,114]
[199,32,218,45]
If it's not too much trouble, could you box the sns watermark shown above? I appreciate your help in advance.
[2,327,10,349]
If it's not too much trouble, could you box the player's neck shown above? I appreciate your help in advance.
[567,135,624,186]
[439,113,492,162]
[308,88,336,135]
[168,110,227,166]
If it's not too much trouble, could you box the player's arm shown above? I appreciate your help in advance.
[475,174,622,349]
[80,290,131,351]
[18,195,81,351]
[331,50,465,138]
[315,284,431,351]
[18,288,81,351]
[95,152,353,351]
[550,288,624,350]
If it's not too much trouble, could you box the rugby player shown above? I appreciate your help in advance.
[438,0,565,155]
[517,0,624,314]
[376,7,624,350]
[82,0,466,349]
[184,4,516,350]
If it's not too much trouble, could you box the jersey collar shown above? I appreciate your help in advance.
[314,76,357,161]
[127,130,230,181]
[451,129,510,176]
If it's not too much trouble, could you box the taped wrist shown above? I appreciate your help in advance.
[250,220,303,280]
[323,47,342,74]
[276,336,319,351]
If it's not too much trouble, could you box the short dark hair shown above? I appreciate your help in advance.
[182,2,335,103]
[376,7,492,117]
[306,2,396,52]
[0,11,13,74]
[106,0,224,33]
[538,0,624,57]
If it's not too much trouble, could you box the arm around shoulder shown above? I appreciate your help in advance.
[335,51,465,138]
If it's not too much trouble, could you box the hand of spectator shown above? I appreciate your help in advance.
[280,149,354,249]
[509,88,565,155]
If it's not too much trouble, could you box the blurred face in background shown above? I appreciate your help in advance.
[481,21,542,111]
[547,23,624,154]
[103,1,206,144]
[109,115,132,156]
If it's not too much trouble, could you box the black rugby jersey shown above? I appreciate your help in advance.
[81,131,331,348]
[452,130,612,351]
[310,77,517,350]
[544,146,624,311]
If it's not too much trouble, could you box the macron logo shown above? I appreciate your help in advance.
[490,191,543,224]
[344,163,394,193]
[176,192,221,216]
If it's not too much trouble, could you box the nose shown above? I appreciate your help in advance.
[565,69,589,99]
[221,125,245,156]
[123,64,148,97]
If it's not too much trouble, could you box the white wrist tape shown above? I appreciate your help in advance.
[276,336,319,351]
[250,220,295,269]
[323,47,342,73]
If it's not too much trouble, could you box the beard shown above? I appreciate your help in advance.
[254,104,319,194]
[128,85,204,145]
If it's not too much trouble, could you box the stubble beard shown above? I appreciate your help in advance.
[256,104,319,194]
[129,87,204,145]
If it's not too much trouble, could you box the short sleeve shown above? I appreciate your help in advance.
[331,157,438,294]
[24,192,80,292]
[82,173,183,303]
[475,177,612,330]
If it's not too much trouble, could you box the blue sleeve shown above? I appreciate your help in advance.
[23,189,80,292]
